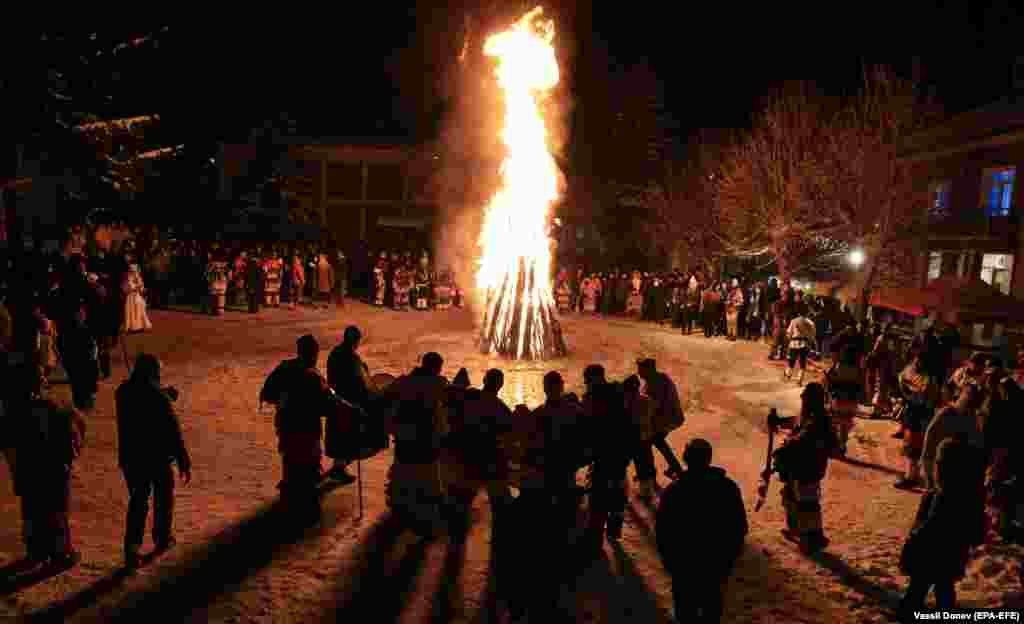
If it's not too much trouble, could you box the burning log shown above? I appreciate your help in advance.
[474,7,568,361]
[479,259,567,360]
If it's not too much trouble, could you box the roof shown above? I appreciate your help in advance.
[899,96,1024,159]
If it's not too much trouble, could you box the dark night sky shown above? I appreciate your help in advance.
[10,2,1023,141]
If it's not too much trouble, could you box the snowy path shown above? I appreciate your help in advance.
[1,303,1019,622]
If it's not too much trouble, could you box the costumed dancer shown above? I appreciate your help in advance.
[289,253,305,309]
[413,251,432,311]
[263,250,283,307]
[373,253,388,307]
[824,344,863,456]
[121,264,152,333]
[768,382,835,554]
[434,269,453,310]
[555,268,572,313]
[627,270,643,316]
[784,309,817,385]
[231,251,248,307]
[894,353,940,490]
[726,279,744,341]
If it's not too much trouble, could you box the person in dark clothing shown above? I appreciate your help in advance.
[115,353,192,569]
[656,439,747,624]
[246,252,264,314]
[509,371,586,623]
[324,326,373,484]
[444,368,513,540]
[899,436,987,613]
[9,364,86,570]
[581,364,631,553]
[260,335,337,526]
[61,294,100,412]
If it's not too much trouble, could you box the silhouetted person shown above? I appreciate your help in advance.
[116,353,191,569]
[899,436,987,613]
[10,364,86,570]
[381,351,450,537]
[582,364,631,553]
[325,326,373,484]
[656,439,747,624]
[637,358,686,483]
[260,335,336,526]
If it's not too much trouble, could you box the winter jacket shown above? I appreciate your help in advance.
[10,397,85,501]
[260,358,334,443]
[115,379,191,474]
[656,466,747,577]
[326,345,373,409]
[920,406,984,490]
[645,372,685,436]
[526,398,587,490]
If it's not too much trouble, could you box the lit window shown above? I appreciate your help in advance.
[928,180,952,221]
[927,251,942,282]
[980,167,1015,217]
[980,253,1014,295]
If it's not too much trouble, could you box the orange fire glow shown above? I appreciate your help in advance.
[477,7,564,360]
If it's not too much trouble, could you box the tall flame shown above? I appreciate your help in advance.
[477,7,566,360]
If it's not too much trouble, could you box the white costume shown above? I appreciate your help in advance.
[122,264,152,332]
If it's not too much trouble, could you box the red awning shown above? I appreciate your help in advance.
[870,275,1024,324]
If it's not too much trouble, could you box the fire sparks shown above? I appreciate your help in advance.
[477,7,567,360]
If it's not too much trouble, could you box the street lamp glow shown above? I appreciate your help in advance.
[849,249,865,267]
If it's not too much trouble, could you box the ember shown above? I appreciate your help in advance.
[477,7,567,360]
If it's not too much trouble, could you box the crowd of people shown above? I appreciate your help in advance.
[3,228,1024,620]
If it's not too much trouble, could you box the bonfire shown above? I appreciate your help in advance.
[477,7,568,360]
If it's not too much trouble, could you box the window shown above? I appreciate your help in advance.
[980,253,1013,295]
[928,180,952,221]
[927,251,942,282]
[980,166,1015,217]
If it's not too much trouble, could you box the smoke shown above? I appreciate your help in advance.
[430,3,574,321]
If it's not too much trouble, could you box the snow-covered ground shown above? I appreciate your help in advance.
[1,302,1020,622]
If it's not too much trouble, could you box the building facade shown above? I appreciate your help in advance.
[218,139,441,252]
[898,97,1024,301]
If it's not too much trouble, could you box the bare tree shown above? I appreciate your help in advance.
[825,66,940,301]
[714,83,840,281]
[643,136,724,275]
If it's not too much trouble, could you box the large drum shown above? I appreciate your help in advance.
[324,373,397,462]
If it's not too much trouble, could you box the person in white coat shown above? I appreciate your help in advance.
[122,264,152,333]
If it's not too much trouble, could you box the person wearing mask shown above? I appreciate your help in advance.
[768,383,835,554]
[656,439,747,624]
[894,353,941,490]
[116,353,191,569]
